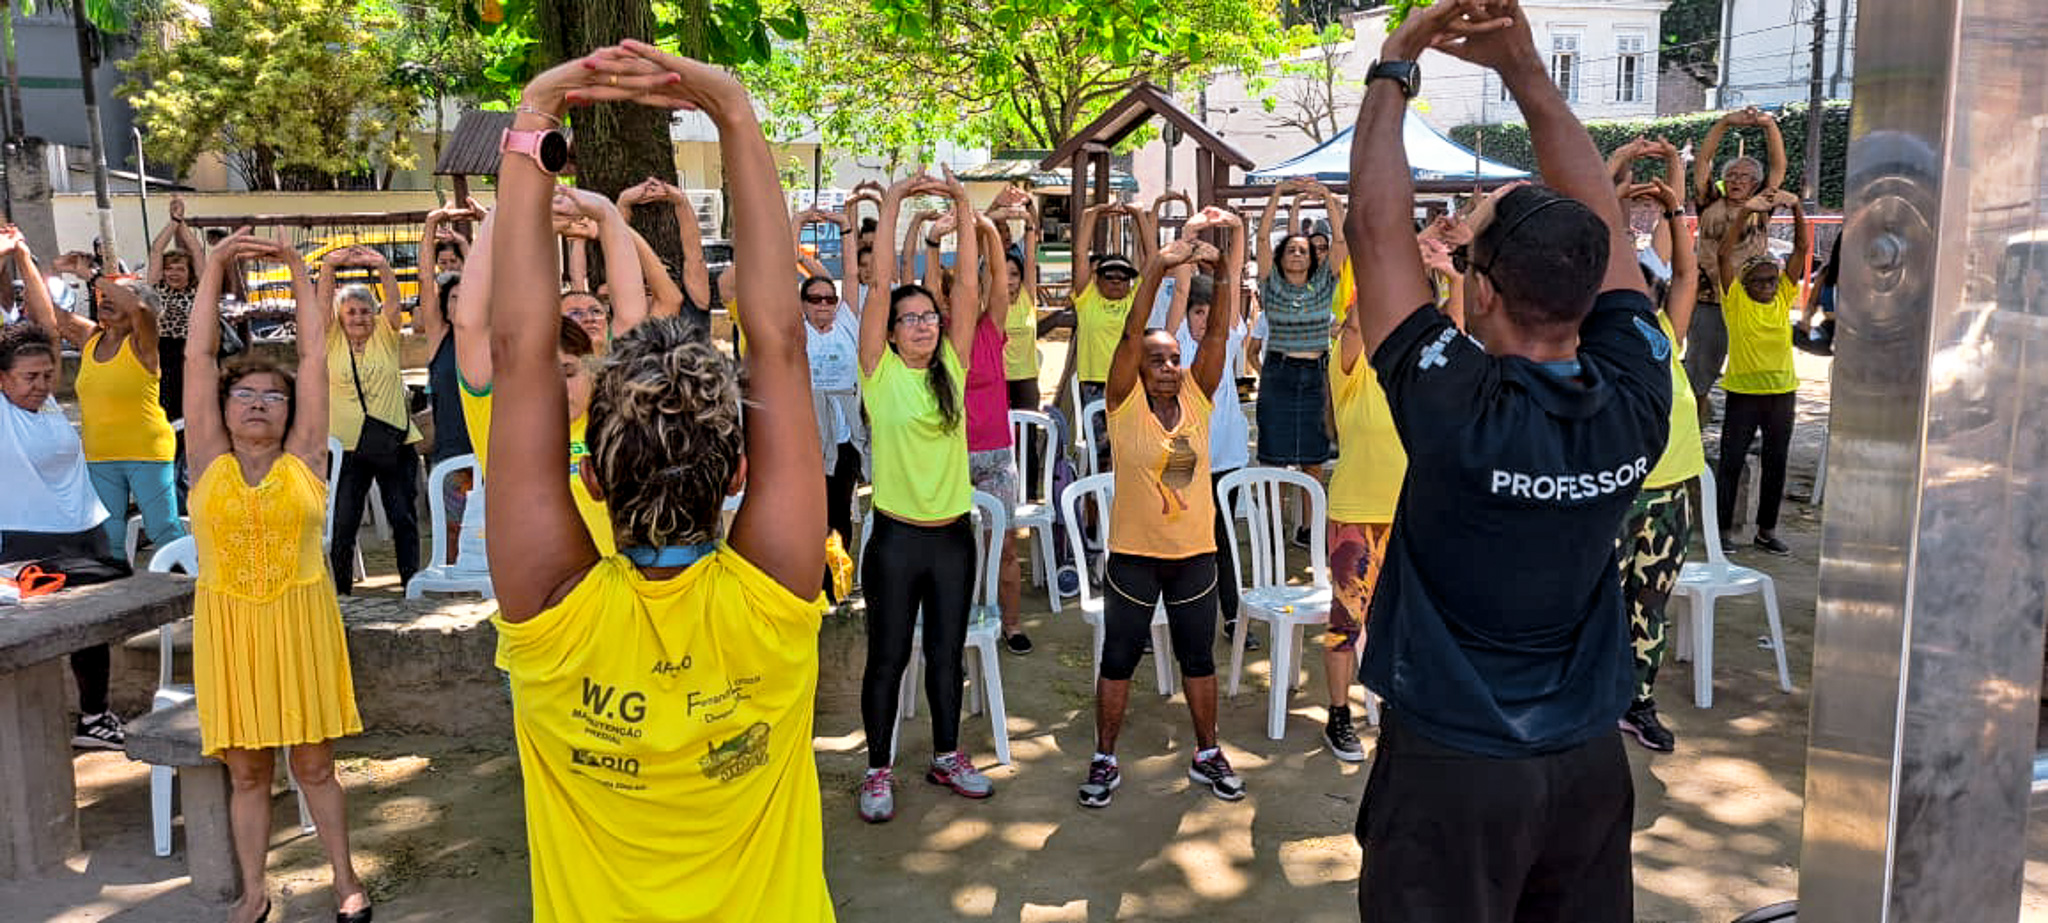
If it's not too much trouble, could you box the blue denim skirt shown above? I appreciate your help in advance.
[1256,352,1334,465]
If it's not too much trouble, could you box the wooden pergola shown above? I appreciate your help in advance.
[1039,82,1254,228]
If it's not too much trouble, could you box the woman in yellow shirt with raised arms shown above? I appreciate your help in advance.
[485,47,832,923]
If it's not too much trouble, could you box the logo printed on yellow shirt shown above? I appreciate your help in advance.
[1156,434,1196,513]
[700,722,772,784]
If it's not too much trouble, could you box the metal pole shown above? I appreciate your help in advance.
[133,127,148,248]
[1802,0,1828,204]
[1797,0,2048,919]
[1715,0,1737,107]
[70,0,115,266]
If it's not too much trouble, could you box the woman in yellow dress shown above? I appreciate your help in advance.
[184,230,369,923]
[485,48,831,922]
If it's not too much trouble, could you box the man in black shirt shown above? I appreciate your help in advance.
[1343,2,1671,921]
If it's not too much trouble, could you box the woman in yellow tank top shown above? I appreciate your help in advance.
[486,49,833,922]
[33,268,185,557]
[183,231,370,923]
[1080,209,1246,810]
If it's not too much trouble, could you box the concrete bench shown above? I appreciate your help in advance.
[123,703,239,903]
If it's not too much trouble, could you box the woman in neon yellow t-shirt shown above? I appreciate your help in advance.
[852,170,996,823]
[1713,190,1808,557]
[486,49,833,923]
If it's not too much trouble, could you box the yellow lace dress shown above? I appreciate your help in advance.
[190,453,362,756]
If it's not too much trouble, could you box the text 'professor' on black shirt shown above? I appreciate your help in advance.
[1361,285,1672,758]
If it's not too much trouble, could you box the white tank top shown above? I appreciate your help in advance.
[0,396,110,536]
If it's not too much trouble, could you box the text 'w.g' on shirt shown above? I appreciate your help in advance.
[1721,276,1800,395]
[1107,375,1215,559]
[493,551,834,923]
[861,340,972,521]
[1362,290,1672,758]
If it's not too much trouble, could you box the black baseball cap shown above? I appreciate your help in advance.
[1094,254,1138,281]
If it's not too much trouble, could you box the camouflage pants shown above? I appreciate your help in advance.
[1619,484,1691,704]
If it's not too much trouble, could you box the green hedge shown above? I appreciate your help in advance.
[1449,100,1853,210]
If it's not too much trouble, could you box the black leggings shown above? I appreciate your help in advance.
[1717,390,1796,533]
[330,444,422,594]
[824,441,861,547]
[861,514,976,767]
[1102,552,1219,682]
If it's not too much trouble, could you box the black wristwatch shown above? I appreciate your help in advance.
[1368,60,1422,99]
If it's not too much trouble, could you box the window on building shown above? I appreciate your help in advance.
[1550,32,1582,102]
[1616,33,1647,103]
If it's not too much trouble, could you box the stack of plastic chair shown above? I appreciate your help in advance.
[1672,466,1793,708]
[404,454,493,599]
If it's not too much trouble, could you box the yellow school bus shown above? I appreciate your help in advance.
[243,229,426,314]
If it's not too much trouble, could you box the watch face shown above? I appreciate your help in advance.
[538,131,571,173]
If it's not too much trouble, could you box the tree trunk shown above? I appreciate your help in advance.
[535,0,701,322]
[2,0,25,142]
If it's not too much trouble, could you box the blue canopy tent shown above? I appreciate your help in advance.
[1244,110,1530,191]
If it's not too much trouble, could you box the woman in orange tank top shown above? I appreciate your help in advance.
[1078,208,1247,810]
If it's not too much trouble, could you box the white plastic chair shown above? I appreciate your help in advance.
[1008,410,1062,612]
[405,454,493,599]
[324,437,369,581]
[1216,468,1374,739]
[145,539,312,858]
[860,491,1014,766]
[1079,398,1108,477]
[1058,473,1177,696]
[1672,466,1794,709]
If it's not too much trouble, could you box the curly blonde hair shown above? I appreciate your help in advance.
[585,316,742,549]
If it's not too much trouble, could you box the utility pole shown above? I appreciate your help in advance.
[71,0,116,266]
[1802,0,1827,205]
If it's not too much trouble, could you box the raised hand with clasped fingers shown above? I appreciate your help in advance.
[1387,0,1523,69]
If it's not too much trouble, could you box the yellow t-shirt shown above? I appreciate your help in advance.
[1002,288,1039,381]
[1647,311,1706,488]
[1333,257,1356,325]
[76,332,176,462]
[1326,349,1406,524]
[328,320,423,451]
[860,342,971,521]
[568,414,615,556]
[1073,281,1136,383]
[1107,377,1215,559]
[494,551,833,923]
[1721,276,1799,395]
[459,375,492,473]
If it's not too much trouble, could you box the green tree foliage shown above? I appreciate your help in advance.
[743,0,1298,163]
[1450,101,1854,210]
[121,0,425,189]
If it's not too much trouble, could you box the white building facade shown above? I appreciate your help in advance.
[1132,0,1672,203]
[1715,0,1856,108]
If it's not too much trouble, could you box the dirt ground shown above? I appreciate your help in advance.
[14,354,2048,922]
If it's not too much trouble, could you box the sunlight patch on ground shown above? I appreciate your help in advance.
[1665,756,1801,827]
[999,820,1061,850]
[951,882,998,916]
[926,816,994,851]
[1166,838,1250,898]
[1279,835,1361,886]
[1019,900,1089,922]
